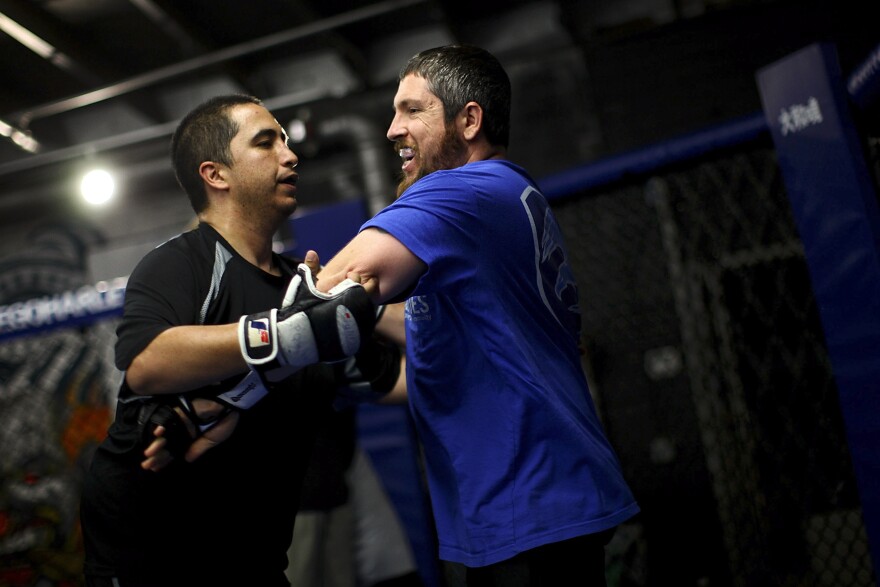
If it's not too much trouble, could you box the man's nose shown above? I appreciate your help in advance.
[386,115,404,142]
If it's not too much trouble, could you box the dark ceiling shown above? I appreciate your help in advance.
[0,0,557,225]
[0,0,875,234]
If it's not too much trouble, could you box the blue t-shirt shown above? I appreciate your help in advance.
[362,159,640,566]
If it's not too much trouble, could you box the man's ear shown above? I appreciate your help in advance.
[461,101,483,141]
[199,161,227,190]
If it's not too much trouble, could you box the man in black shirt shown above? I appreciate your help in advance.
[80,95,393,587]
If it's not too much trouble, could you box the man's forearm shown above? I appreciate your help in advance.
[125,324,245,395]
[317,228,425,304]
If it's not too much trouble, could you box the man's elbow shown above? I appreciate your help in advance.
[354,275,383,304]
[124,353,166,395]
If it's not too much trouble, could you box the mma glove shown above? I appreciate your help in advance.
[135,396,230,460]
[136,400,194,460]
[332,336,402,410]
[238,263,375,385]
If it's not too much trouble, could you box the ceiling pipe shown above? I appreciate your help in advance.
[317,114,396,216]
[6,0,427,128]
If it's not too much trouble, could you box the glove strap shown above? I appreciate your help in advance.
[238,309,279,365]
[215,370,269,410]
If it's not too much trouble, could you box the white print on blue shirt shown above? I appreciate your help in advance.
[520,186,580,335]
[405,295,431,322]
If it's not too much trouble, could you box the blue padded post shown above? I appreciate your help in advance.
[757,42,880,570]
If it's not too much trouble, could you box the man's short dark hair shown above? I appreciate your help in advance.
[399,44,511,148]
[171,94,263,213]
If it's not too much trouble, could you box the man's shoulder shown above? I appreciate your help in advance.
[156,225,227,260]
[431,159,528,184]
[129,228,215,281]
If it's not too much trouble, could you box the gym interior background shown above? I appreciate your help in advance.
[1,0,878,585]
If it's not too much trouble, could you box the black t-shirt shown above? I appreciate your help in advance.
[80,224,336,586]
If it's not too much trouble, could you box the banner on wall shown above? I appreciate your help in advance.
[0,277,127,342]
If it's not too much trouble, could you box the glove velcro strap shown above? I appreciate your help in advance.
[239,309,279,365]
[215,370,269,410]
[274,308,319,367]
[282,296,362,363]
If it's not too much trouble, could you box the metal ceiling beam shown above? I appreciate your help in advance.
[126,0,204,56]
[0,1,176,143]
[124,0,265,98]
[0,4,102,85]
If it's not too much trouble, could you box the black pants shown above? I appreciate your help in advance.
[464,530,615,587]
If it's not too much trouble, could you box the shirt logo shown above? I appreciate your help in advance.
[405,296,431,322]
[520,186,581,336]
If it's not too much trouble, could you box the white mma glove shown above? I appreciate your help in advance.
[238,263,375,384]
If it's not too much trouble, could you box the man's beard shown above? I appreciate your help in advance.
[395,124,467,198]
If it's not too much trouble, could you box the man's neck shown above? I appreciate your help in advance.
[467,141,507,164]
[199,214,279,275]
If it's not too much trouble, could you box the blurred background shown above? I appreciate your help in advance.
[0,0,878,585]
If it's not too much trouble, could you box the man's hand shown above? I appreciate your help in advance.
[141,424,179,472]
[181,407,239,463]
[140,398,240,472]
[302,249,320,282]
[139,252,324,473]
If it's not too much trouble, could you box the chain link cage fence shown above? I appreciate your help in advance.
[0,222,121,587]
[0,321,121,586]
[552,137,875,586]
[1,132,879,587]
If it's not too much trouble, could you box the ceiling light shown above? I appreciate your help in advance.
[80,169,115,206]
[287,118,309,143]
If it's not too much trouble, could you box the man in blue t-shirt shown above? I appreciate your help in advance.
[317,45,640,586]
